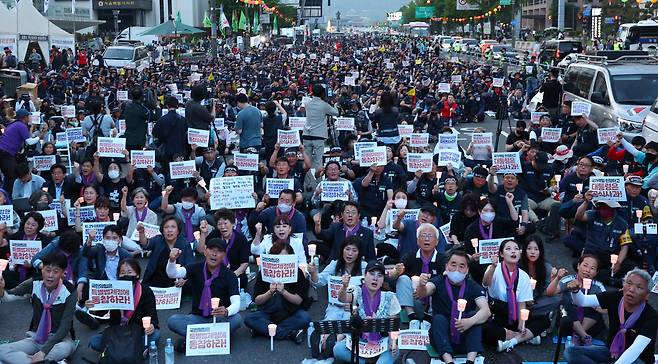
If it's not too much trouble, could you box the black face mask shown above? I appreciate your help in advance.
[646,153,658,162]
[119,275,138,283]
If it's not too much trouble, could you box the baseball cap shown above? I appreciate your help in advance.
[365,260,385,275]
[284,147,299,156]
[597,200,621,208]
[473,166,488,179]
[592,156,605,166]
[16,109,30,119]
[625,175,643,186]
[205,238,226,251]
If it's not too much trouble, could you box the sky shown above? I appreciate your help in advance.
[325,0,409,22]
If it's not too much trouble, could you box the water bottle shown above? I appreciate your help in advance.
[239,288,247,311]
[149,341,158,364]
[565,336,573,349]
[361,217,368,227]
[307,322,314,348]
[164,338,174,364]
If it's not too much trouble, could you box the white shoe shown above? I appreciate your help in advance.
[420,320,431,331]
[496,339,516,352]
[409,319,421,330]
[528,336,541,345]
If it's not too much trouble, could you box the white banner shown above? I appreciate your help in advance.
[261,254,298,284]
[233,153,259,172]
[335,117,355,131]
[410,133,430,148]
[0,205,13,226]
[97,137,126,158]
[88,279,134,311]
[471,132,493,147]
[32,155,56,171]
[9,240,41,263]
[589,176,626,202]
[40,209,58,233]
[407,153,433,173]
[266,178,294,197]
[438,134,459,150]
[398,124,413,138]
[328,275,362,304]
[288,117,306,130]
[386,209,420,233]
[354,142,378,164]
[320,180,350,202]
[359,147,387,166]
[437,150,461,167]
[209,176,256,210]
[540,128,562,143]
[597,127,620,145]
[83,221,116,245]
[397,329,430,350]
[67,206,96,226]
[492,78,504,88]
[186,323,230,356]
[345,336,388,359]
[129,222,161,241]
[571,101,592,117]
[152,286,182,310]
[65,126,85,143]
[116,90,128,101]
[0,34,17,52]
[277,129,301,147]
[170,160,196,179]
[478,238,508,264]
[130,150,156,169]
[492,152,522,173]
[187,128,210,148]
[30,112,41,125]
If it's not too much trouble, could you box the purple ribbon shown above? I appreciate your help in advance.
[478,221,493,240]
[344,224,360,238]
[444,276,466,344]
[361,288,382,343]
[222,232,236,267]
[610,299,645,359]
[135,208,148,222]
[35,281,63,344]
[420,252,432,274]
[182,207,195,242]
[199,262,221,317]
[63,252,73,282]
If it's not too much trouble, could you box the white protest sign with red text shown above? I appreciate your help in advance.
[9,240,41,263]
[186,323,230,356]
[261,254,298,284]
[169,160,196,179]
[233,152,259,172]
[209,176,256,210]
[492,152,522,174]
[589,176,626,202]
[32,155,56,171]
[187,128,210,148]
[88,279,134,310]
[407,153,433,173]
[397,329,430,351]
[152,286,182,310]
[130,150,156,169]
[277,129,301,147]
[97,137,126,158]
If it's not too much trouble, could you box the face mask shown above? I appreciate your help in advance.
[119,275,138,283]
[446,270,466,284]
[444,191,457,202]
[181,201,194,210]
[278,203,292,213]
[394,198,407,209]
[102,239,118,252]
[35,202,50,210]
[646,153,658,162]
[108,170,120,179]
[481,211,496,223]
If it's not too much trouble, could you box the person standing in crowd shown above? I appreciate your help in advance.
[0,109,44,194]
[302,84,339,169]
[235,93,262,153]
[123,87,155,151]
[153,96,188,165]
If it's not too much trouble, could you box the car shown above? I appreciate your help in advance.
[557,53,579,69]
[488,44,517,61]
[460,38,479,52]
[103,44,151,68]
[538,39,583,66]
[642,96,658,143]
[479,39,498,53]
[441,38,455,51]
[562,53,658,137]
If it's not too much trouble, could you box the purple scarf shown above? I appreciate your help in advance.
[135,208,148,223]
[235,210,246,234]
[344,224,360,238]
[221,232,236,267]
[420,252,432,274]
[35,281,63,344]
[444,277,466,344]
[610,299,646,359]
[361,288,382,343]
[182,207,195,242]
[63,252,73,282]
[478,221,493,240]
[502,263,519,325]
[198,263,221,316]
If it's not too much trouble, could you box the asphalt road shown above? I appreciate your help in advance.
[1,115,655,364]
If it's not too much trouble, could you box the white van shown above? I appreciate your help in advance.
[103,44,151,68]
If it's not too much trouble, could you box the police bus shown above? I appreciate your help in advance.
[618,20,658,51]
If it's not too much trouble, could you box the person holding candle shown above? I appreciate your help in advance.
[0,252,78,363]
[618,176,651,227]
[120,187,158,240]
[559,155,594,204]
[86,258,160,352]
[565,268,658,364]
[448,193,480,247]
[518,235,557,337]
[311,160,360,230]
[416,250,490,364]
[546,254,607,346]
[575,190,634,286]
[166,238,242,352]
[487,168,532,238]
[482,239,540,352]
[313,201,375,262]
[392,205,445,257]
[244,242,310,344]
[630,209,658,275]
[333,260,400,364]
[161,186,208,250]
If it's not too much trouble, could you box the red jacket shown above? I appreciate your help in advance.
[439,101,458,118]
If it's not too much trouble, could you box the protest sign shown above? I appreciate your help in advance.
[397,330,430,351]
[589,176,626,202]
[407,153,433,173]
[479,238,508,264]
[386,62,394,69]
[233,152,259,172]
[540,128,562,143]
[169,160,196,179]
[97,137,126,158]
[32,155,56,171]
[436,150,462,167]
[40,210,58,233]
[438,83,451,93]
[288,117,306,130]
[344,336,388,359]
[67,206,96,226]
[492,152,522,173]
[471,133,493,147]
[335,117,355,131]
[152,286,182,310]
[118,119,127,135]
[213,118,225,130]
[266,178,294,197]
[634,223,658,235]
[451,75,462,84]
[438,134,458,150]
[354,142,378,163]
[130,150,156,169]
[176,108,185,117]
[328,276,362,304]
[597,127,620,145]
[186,323,230,356]
[30,112,41,125]
[439,223,452,244]
[56,132,67,144]
[65,127,85,143]
[651,272,658,294]
[187,128,210,148]
[571,101,592,116]
[359,147,387,166]
[320,181,350,202]
[117,90,128,101]
[209,176,256,210]
[410,133,430,148]
[344,76,356,86]
[9,240,41,263]
[261,254,298,284]
[0,205,13,226]
[89,279,134,310]
[526,65,534,74]
[50,199,70,217]
[492,78,504,88]
[83,222,116,245]
[530,112,549,124]
[277,129,301,147]
[398,124,413,138]
[61,105,76,118]
[386,209,420,233]
[129,222,161,241]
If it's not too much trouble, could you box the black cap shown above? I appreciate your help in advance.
[365,260,385,275]
[473,166,488,179]
[206,238,226,251]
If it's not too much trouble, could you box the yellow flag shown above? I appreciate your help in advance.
[119,68,125,75]
[208,73,215,81]
[415,59,422,65]
[407,88,416,96]
[331,65,338,71]
[379,46,385,52]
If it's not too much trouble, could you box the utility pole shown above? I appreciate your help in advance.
[336,11,340,32]
[210,2,217,58]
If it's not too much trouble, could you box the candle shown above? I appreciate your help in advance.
[554,174,561,183]
[371,217,377,226]
[374,247,378,256]
[256,257,261,266]
[520,308,530,331]
[113,212,120,221]
[142,317,151,346]
[211,297,220,309]
[610,254,619,277]
[197,179,207,190]
[411,276,420,289]
[268,324,277,351]
[636,209,643,223]
[394,157,399,164]
[530,278,537,290]
[582,278,592,295]
[308,244,317,257]
[0,259,8,271]
[436,171,442,180]
[193,231,201,241]
[389,331,400,341]
[623,165,629,173]
[576,183,583,193]
[471,238,479,248]
[457,298,467,320]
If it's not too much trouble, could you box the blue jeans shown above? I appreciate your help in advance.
[244,310,311,339]
[333,338,399,364]
[564,345,645,364]
[167,314,243,337]
[430,314,482,358]
[88,328,161,352]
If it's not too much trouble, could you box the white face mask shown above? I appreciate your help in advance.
[108,170,120,179]
[481,211,496,223]
[278,203,292,213]
[181,201,194,210]
[102,239,118,252]
[394,198,407,209]
[446,270,466,284]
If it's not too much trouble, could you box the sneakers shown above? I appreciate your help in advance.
[420,320,431,331]
[74,309,100,330]
[289,329,304,344]
[409,319,421,330]
[497,338,517,352]
[528,336,541,345]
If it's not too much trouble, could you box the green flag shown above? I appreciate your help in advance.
[219,5,230,37]
[239,10,247,30]
[231,10,238,32]
[202,11,211,28]
[272,15,278,35]
[176,11,181,23]
[252,10,260,33]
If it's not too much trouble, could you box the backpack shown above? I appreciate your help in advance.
[98,324,144,364]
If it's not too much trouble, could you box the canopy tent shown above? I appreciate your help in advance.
[0,0,75,65]
[140,20,205,37]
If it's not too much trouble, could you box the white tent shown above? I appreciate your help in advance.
[0,0,75,65]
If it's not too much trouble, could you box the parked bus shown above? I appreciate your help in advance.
[618,20,658,51]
